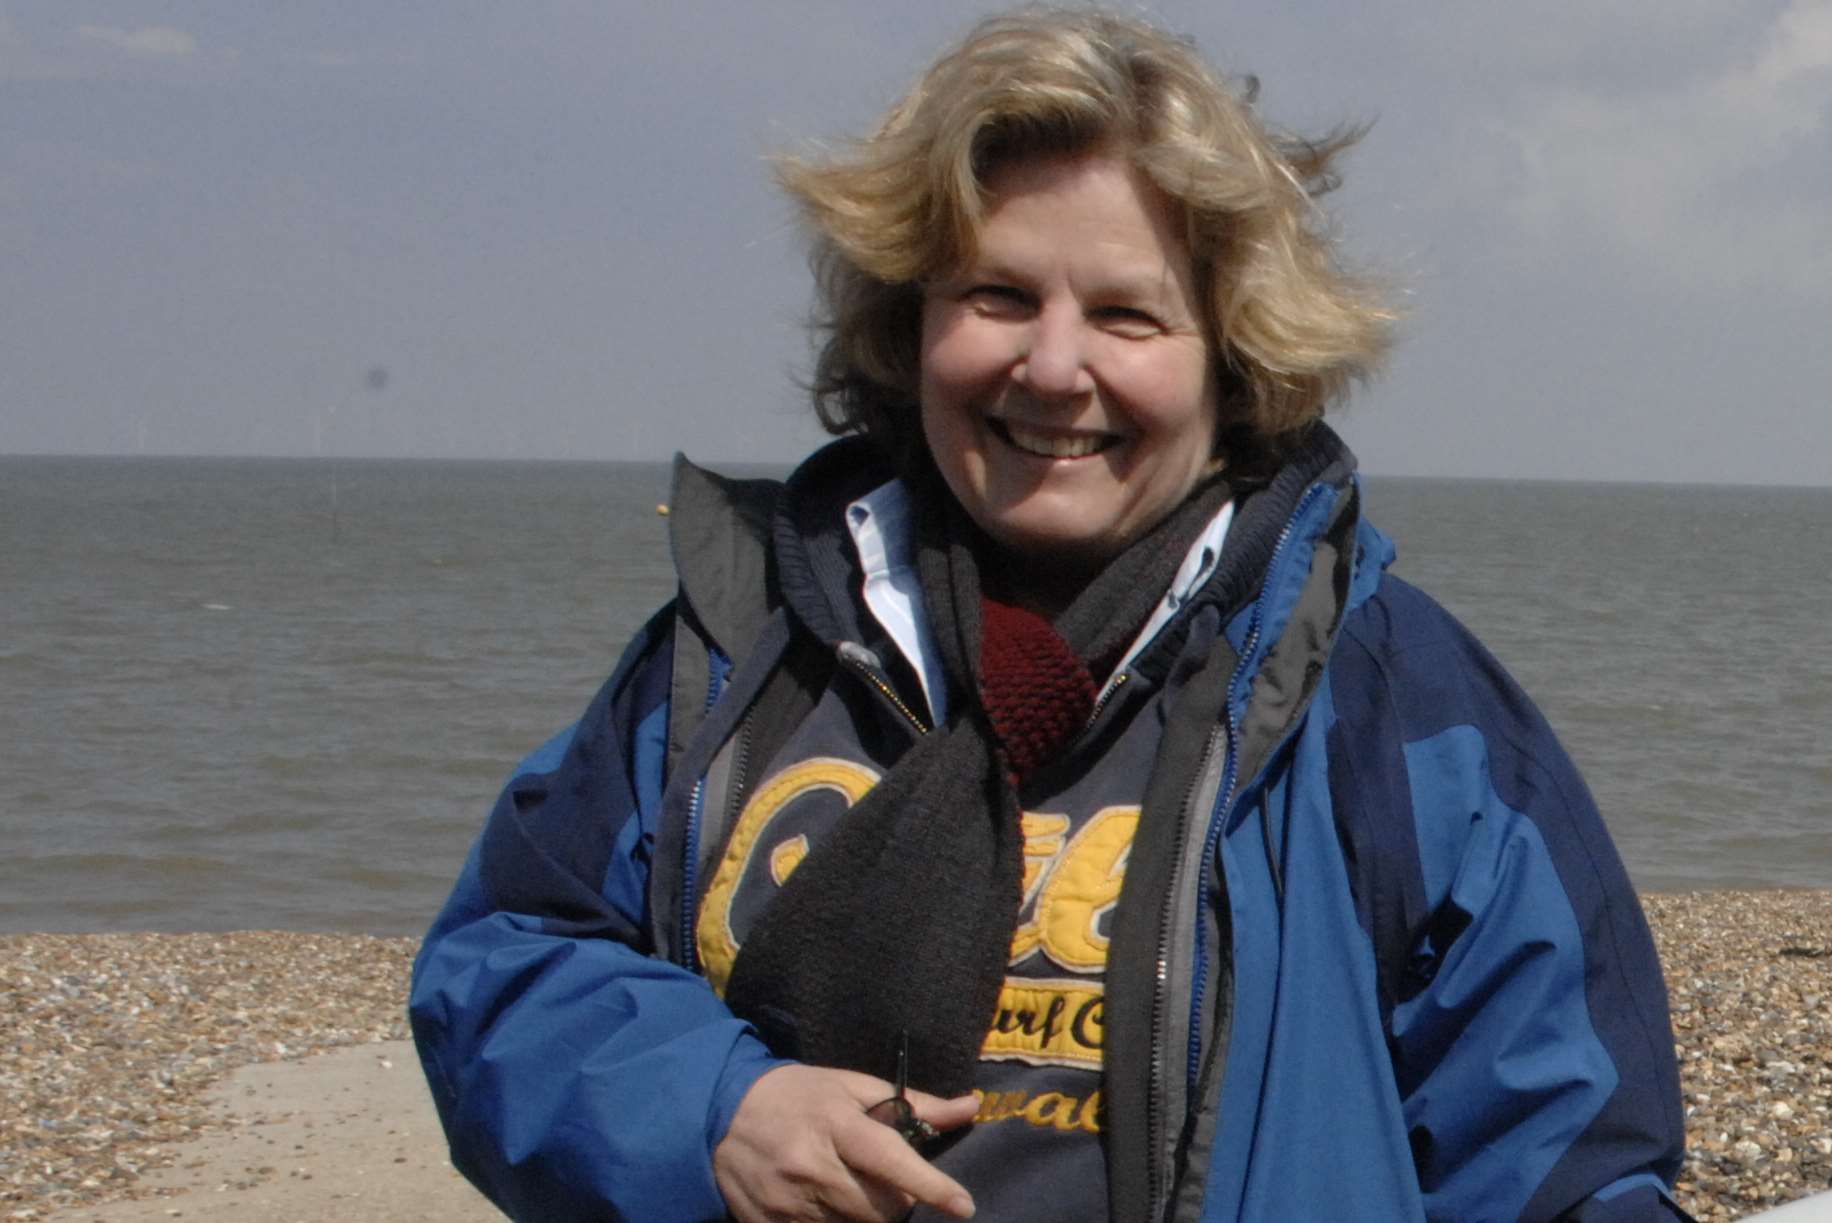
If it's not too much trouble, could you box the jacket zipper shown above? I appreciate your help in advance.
[1145,720,1227,1219]
[838,643,931,735]
[1085,671,1129,732]
[1184,720,1243,1096]
[1184,484,1326,1083]
[677,649,730,973]
[1147,482,1331,1221]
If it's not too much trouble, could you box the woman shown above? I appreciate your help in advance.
[411,10,1688,1221]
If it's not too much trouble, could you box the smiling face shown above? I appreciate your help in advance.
[919,151,1220,573]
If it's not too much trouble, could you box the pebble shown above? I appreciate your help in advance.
[1643,891,1832,1219]
[0,931,411,1216]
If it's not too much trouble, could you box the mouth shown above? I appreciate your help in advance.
[988,418,1121,460]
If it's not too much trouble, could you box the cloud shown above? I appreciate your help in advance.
[1489,0,1832,292]
[1758,0,1832,73]
[76,24,198,58]
[5,16,215,81]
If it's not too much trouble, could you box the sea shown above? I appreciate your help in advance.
[2,456,1829,936]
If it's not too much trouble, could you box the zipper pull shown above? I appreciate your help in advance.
[836,641,930,734]
[837,640,884,670]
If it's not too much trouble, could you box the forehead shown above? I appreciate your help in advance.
[969,151,1193,281]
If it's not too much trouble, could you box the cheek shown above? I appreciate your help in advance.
[918,377,978,481]
[1117,358,1217,440]
[917,302,960,394]
[921,311,1012,400]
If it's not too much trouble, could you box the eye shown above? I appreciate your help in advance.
[1093,305,1162,335]
[963,284,1033,317]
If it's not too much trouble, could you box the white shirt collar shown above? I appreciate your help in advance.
[846,481,948,723]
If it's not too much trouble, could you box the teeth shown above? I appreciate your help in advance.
[1000,421,1112,458]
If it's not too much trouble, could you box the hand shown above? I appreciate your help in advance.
[713,1064,979,1222]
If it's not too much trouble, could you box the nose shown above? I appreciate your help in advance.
[1015,306,1094,400]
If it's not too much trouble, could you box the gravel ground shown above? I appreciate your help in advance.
[0,932,413,1219]
[3,893,1829,1220]
[1645,892,1832,1219]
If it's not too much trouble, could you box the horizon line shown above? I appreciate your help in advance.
[2,448,1827,494]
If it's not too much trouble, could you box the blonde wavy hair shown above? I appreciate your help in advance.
[776,7,1392,475]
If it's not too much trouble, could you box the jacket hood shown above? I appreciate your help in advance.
[770,436,901,649]
[1122,422,1361,682]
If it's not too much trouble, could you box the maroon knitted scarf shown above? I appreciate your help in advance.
[723,469,1232,1095]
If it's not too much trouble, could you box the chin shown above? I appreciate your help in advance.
[987,522,1112,566]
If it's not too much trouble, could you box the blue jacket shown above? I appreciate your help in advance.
[410,434,1688,1221]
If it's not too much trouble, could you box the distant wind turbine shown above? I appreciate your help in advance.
[323,365,391,543]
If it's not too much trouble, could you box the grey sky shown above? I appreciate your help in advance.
[3,1,1828,484]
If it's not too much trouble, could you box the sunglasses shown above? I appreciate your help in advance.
[864,1030,941,1149]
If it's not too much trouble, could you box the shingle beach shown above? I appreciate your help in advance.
[4,892,1829,1221]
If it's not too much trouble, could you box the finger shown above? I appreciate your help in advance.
[846,1169,923,1223]
[905,1088,981,1132]
[818,1068,894,1105]
[835,1111,976,1219]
